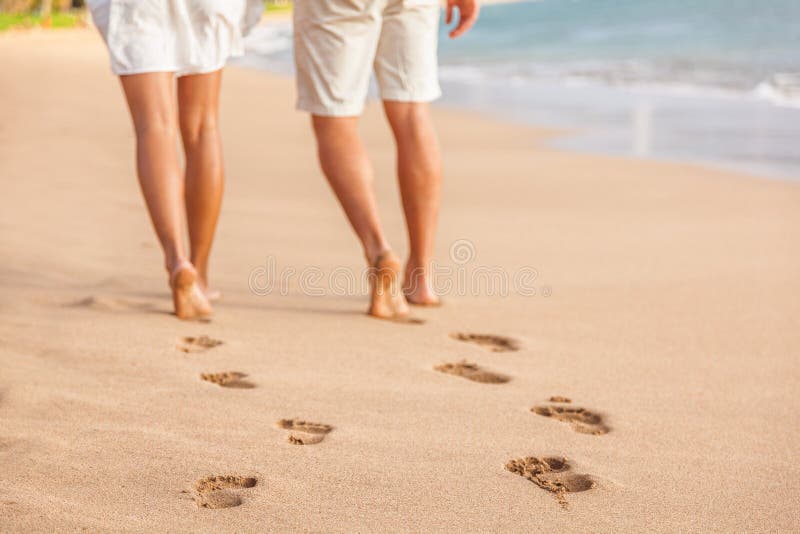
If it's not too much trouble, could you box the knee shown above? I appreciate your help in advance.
[133,111,178,139]
[312,115,361,148]
[180,113,219,146]
[389,103,433,142]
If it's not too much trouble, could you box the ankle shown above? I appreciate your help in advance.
[193,266,209,288]
[365,243,393,266]
[405,256,432,276]
[166,257,190,274]
[164,258,184,274]
[163,243,189,273]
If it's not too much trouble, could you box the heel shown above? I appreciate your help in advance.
[170,263,196,290]
[170,262,212,320]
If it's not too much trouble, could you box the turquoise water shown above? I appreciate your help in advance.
[238,0,800,179]
[439,0,800,103]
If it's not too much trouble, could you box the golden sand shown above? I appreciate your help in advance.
[1,29,799,532]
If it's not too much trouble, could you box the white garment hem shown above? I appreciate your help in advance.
[296,99,366,117]
[380,88,442,103]
[112,60,229,78]
[297,89,442,117]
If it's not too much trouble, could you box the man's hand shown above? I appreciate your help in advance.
[446,0,479,39]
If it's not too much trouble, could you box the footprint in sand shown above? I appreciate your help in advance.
[505,456,595,509]
[276,419,333,445]
[192,475,257,509]
[200,372,255,389]
[531,397,609,435]
[449,332,519,352]
[177,335,223,353]
[434,361,510,384]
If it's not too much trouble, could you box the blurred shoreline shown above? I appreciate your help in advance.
[11,2,795,180]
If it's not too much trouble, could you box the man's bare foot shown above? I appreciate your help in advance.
[368,251,410,319]
[170,261,213,320]
[403,262,440,306]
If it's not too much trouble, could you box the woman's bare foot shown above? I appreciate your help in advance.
[403,261,441,306]
[170,261,213,320]
[368,251,410,319]
[195,269,221,301]
[198,281,221,302]
[204,288,222,301]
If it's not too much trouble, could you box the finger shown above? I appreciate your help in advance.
[449,8,477,38]
[448,8,461,38]
[445,1,453,25]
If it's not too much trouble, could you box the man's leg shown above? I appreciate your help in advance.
[383,101,442,305]
[312,115,390,263]
[311,115,409,318]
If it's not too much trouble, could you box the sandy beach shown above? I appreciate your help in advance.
[1,29,799,532]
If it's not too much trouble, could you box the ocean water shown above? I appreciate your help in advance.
[439,0,800,106]
[236,0,800,179]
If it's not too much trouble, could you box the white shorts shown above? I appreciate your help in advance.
[87,0,263,77]
[293,0,442,116]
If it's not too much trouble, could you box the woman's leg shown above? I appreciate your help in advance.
[177,70,224,299]
[119,72,212,319]
[311,115,409,319]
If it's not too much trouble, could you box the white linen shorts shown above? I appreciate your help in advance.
[87,0,263,77]
[293,0,442,116]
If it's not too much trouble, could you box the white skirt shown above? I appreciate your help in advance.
[87,0,263,76]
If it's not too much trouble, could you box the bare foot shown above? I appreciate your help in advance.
[368,251,410,319]
[403,262,440,306]
[202,285,222,302]
[170,262,213,320]
[197,274,222,301]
